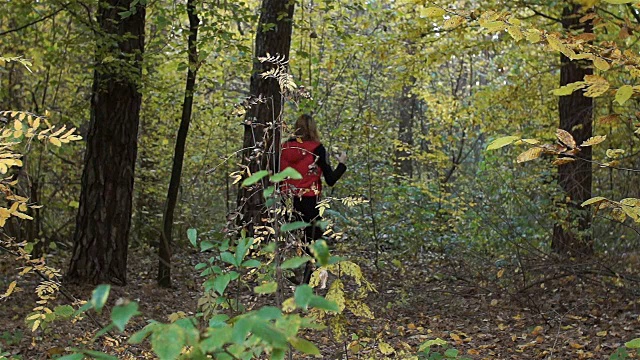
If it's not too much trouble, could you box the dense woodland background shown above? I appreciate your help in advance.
[2,0,640,359]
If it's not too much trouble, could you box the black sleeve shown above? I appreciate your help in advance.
[315,144,346,186]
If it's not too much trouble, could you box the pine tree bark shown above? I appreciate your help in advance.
[552,3,593,257]
[237,0,295,233]
[67,0,146,285]
[158,0,199,288]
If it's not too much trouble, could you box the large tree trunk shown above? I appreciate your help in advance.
[158,0,199,288]
[237,0,295,234]
[552,3,593,257]
[67,0,146,285]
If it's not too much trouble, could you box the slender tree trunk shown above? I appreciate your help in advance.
[67,0,146,285]
[395,77,416,179]
[237,0,295,233]
[552,3,593,257]
[158,0,199,288]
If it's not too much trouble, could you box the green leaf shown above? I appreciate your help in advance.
[241,170,268,187]
[128,322,159,344]
[213,274,232,295]
[256,306,282,320]
[486,136,520,150]
[602,0,635,3]
[111,302,139,331]
[221,251,238,266]
[208,314,230,328]
[54,305,75,318]
[94,323,116,339]
[312,240,330,266]
[418,338,448,352]
[241,259,261,268]
[294,285,313,310]
[187,228,197,248]
[200,241,215,252]
[79,349,118,360]
[56,354,85,360]
[309,295,339,312]
[270,167,302,182]
[200,326,232,352]
[254,282,278,294]
[280,221,309,232]
[444,348,459,358]
[91,284,111,313]
[173,318,199,346]
[151,324,185,360]
[235,237,253,265]
[281,256,311,269]
[251,322,288,348]
[263,186,275,199]
[231,317,253,343]
[581,196,608,207]
[625,338,640,348]
[290,337,320,355]
[615,85,634,105]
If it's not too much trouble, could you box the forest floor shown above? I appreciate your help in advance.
[1,246,640,359]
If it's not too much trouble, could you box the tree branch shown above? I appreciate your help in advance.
[627,3,640,25]
[0,4,69,37]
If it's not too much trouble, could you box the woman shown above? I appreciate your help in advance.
[280,114,347,283]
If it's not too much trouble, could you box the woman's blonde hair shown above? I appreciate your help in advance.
[294,114,320,142]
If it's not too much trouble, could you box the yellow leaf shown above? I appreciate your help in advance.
[525,29,541,43]
[32,319,41,332]
[506,26,523,41]
[596,330,608,337]
[551,81,586,96]
[450,332,462,343]
[378,341,395,355]
[611,208,627,222]
[49,137,62,147]
[615,85,634,105]
[13,211,33,220]
[569,342,584,349]
[497,268,505,278]
[487,136,520,150]
[580,135,606,147]
[552,157,576,166]
[443,16,464,30]
[606,148,625,158]
[531,325,544,335]
[26,313,42,321]
[583,74,610,97]
[421,7,445,17]
[481,21,507,32]
[516,147,543,163]
[593,57,610,71]
[556,129,577,149]
[1,281,17,298]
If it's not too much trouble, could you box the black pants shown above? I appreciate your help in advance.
[292,196,322,284]
[293,196,323,242]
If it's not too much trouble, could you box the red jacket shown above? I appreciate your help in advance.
[280,139,322,197]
